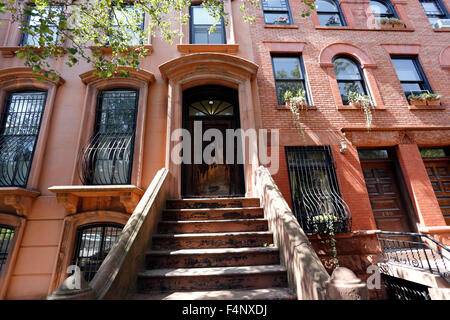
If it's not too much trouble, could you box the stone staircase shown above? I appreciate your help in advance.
[132,197,296,300]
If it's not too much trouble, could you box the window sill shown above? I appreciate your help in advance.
[276,105,317,111]
[0,46,67,57]
[433,28,450,32]
[315,26,414,32]
[408,103,446,110]
[177,44,239,55]
[337,105,386,111]
[264,24,299,29]
[48,185,144,216]
[0,187,40,217]
[89,45,153,55]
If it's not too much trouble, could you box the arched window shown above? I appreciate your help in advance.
[0,90,47,187]
[370,0,397,22]
[78,88,139,185]
[333,56,367,104]
[316,0,346,26]
[0,225,15,277]
[71,223,123,282]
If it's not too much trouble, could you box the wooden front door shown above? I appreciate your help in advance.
[423,159,450,225]
[359,150,414,232]
[182,86,245,198]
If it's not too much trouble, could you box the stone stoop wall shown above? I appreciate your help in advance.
[308,232,388,300]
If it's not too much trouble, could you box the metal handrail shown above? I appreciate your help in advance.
[376,230,450,282]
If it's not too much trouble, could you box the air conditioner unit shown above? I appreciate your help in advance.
[434,19,450,29]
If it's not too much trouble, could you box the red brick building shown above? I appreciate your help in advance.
[0,0,449,300]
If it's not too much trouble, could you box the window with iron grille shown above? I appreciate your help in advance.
[78,89,139,185]
[285,146,351,234]
[315,0,346,26]
[0,225,15,277]
[110,3,145,45]
[369,0,398,23]
[261,0,293,25]
[333,55,368,105]
[0,91,47,187]
[20,5,63,46]
[271,55,310,105]
[391,56,432,98]
[71,223,123,282]
[190,4,226,44]
[419,0,449,27]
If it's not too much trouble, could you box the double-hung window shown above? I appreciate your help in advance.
[261,0,293,25]
[110,4,145,45]
[316,0,346,26]
[271,55,310,105]
[419,0,449,27]
[190,4,226,44]
[0,91,47,187]
[78,89,139,185]
[369,0,398,23]
[20,5,63,46]
[391,56,432,97]
[333,56,368,105]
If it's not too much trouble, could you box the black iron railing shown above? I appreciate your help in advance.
[377,231,450,282]
[77,132,134,185]
[71,223,123,282]
[0,225,15,277]
[286,146,351,234]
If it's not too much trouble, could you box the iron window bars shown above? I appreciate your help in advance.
[369,0,398,23]
[261,0,293,25]
[390,55,433,98]
[0,225,15,277]
[419,0,449,27]
[315,0,346,26]
[78,89,139,185]
[0,91,47,187]
[71,223,123,282]
[190,4,226,44]
[271,55,310,105]
[333,55,369,105]
[285,146,351,234]
[110,3,145,46]
[20,5,63,46]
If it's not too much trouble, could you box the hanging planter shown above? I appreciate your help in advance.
[379,18,406,28]
[284,89,308,143]
[347,91,374,129]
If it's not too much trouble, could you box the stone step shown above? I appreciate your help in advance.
[137,265,288,293]
[163,207,264,221]
[131,287,297,300]
[166,197,260,209]
[151,231,274,250]
[146,247,280,269]
[157,219,268,234]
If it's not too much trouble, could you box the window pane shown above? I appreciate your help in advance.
[420,1,443,15]
[276,80,305,104]
[273,57,303,79]
[370,1,389,15]
[334,58,362,80]
[193,6,221,25]
[0,226,15,276]
[316,0,339,12]
[392,59,422,82]
[401,83,424,95]
[318,13,342,26]
[24,6,62,45]
[338,81,365,103]
[262,0,288,10]
[358,149,389,159]
[263,13,290,24]
[428,16,442,26]
[420,148,447,158]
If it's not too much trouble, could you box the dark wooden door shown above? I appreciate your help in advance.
[423,159,450,225]
[361,160,413,232]
[182,86,244,198]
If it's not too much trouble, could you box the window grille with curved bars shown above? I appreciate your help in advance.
[77,89,139,185]
[285,146,351,234]
[0,91,47,187]
[0,225,15,277]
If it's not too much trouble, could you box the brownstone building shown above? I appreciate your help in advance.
[0,0,449,300]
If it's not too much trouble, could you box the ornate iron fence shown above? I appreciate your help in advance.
[285,146,351,234]
[383,274,431,300]
[377,231,450,282]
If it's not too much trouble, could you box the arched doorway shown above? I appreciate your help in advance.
[182,85,245,197]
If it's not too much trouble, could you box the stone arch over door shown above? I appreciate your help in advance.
[159,53,259,197]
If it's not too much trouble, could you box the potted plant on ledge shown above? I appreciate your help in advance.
[347,91,374,129]
[408,92,442,106]
[379,17,406,28]
[325,16,341,26]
